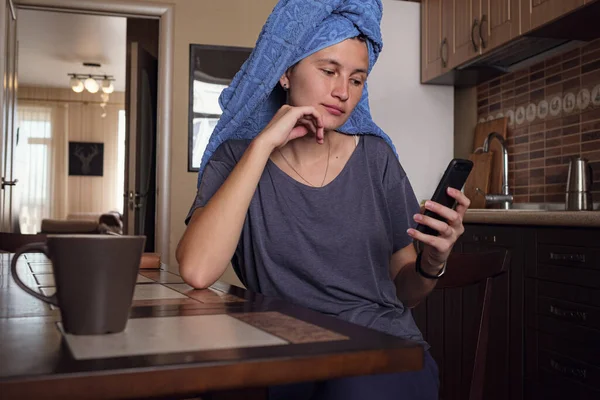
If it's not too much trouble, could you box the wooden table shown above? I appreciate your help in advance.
[0,253,424,399]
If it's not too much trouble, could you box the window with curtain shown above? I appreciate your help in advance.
[15,105,53,234]
[188,44,252,172]
[191,80,228,170]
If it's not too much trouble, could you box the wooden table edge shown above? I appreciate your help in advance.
[0,346,424,399]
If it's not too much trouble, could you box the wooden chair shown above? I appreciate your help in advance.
[0,232,47,253]
[423,250,510,400]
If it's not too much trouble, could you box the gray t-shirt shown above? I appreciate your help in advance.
[187,135,426,345]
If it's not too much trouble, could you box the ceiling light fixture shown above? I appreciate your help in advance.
[68,63,116,118]
[67,63,116,94]
[68,73,115,93]
[101,78,114,94]
[69,76,84,93]
[84,76,100,93]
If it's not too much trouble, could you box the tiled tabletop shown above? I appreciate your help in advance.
[0,253,424,400]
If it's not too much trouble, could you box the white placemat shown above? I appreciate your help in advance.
[59,314,288,360]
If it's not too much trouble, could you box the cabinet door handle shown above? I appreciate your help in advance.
[549,304,588,322]
[440,38,448,68]
[549,358,587,380]
[472,234,497,243]
[471,18,480,52]
[549,252,586,263]
[479,14,487,49]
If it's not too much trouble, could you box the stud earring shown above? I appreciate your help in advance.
[282,83,289,91]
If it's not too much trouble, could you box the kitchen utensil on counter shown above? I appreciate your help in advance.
[566,156,593,211]
[473,118,508,196]
[464,152,493,209]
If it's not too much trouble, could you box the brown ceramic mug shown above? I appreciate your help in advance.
[11,234,145,335]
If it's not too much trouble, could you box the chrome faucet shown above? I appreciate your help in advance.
[482,132,513,210]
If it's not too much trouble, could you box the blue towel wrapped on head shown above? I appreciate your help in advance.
[197,0,395,184]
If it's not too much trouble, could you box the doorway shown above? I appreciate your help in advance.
[0,0,173,259]
[16,10,128,235]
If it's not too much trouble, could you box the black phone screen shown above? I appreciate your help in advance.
[416,159,473,237]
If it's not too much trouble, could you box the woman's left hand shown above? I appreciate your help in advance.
[407,187,471,272]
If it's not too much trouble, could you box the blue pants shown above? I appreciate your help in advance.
[268,351,439,400]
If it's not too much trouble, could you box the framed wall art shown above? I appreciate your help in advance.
[68,142,104,176]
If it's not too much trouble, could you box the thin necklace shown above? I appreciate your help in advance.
[278,139,331,187]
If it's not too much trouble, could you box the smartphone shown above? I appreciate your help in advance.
[416,158,473,236]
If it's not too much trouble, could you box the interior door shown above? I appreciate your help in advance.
[0,0,18,233]
[124,41,158,251]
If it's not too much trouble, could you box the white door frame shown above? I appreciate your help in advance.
[13,0,173,262]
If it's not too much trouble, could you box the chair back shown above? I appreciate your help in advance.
[420,250,510,400]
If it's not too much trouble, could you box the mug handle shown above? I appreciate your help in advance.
[10,242,58,306]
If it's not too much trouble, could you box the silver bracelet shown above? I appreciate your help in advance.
[414,245,447,280]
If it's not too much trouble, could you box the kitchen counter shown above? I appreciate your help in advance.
[464,209,600,228]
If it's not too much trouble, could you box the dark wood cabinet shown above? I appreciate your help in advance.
[413,223,600,400]
[481,0,521,53]
[524,226,600,399]
[421,0,596,83]
[421,0,521,83]
[420,0,452,83]
[521,0,585,33]
[448,0,482,69]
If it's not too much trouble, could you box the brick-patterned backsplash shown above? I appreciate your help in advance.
[476,39,600,204]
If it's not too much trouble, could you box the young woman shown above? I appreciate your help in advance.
[177,1,470,398]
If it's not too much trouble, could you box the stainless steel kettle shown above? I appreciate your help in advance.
[565,156,593,211]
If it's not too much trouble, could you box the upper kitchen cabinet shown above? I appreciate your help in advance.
[481,0,521,53]
[421,0,452,83]
[521,0,585,33]
[449,0,482,69]
[421,0,599,85]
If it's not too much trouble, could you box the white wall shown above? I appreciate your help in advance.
[369,0,454,203]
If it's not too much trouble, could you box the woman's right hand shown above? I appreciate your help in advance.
[256,105,325,151]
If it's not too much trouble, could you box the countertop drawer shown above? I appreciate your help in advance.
[539,350,600,390]
[538,244,600,271]
[532,264,600,289]
[537,227,600,247]
[537,297,600,331]
[525,371,600,400]
[536,280,600,308]
[525,328,600,398]
[526,328,600,368]
[461,224,521,246]
[527,315,600,349]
